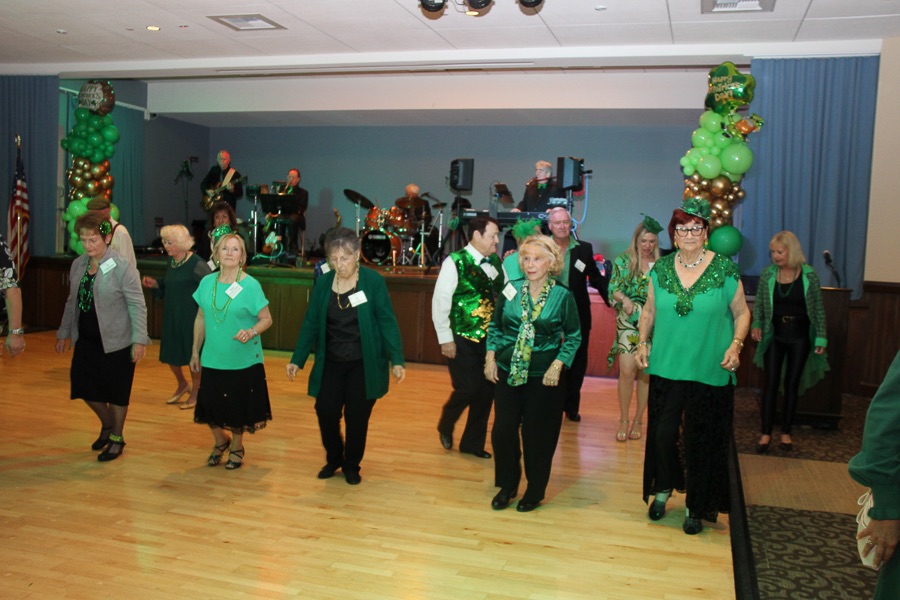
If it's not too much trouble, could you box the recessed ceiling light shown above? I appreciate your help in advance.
[146,25,161,31]
[208,14,286,32]
[594,5,607,11]
[56,29,67,34]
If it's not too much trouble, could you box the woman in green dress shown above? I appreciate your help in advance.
[142,225,211,409]
[607,215,661,442]
[635,198,750,535]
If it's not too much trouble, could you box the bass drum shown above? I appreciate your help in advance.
[360,229,402,265]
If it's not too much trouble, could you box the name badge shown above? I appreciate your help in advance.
[348,290,368,306]
[481,263,499,280]
[99,258,117,274]
[502,283,517,301]
[320,262,331,274]
[207,259,218,272]
[574,259,586,273]
[225,282,243,299]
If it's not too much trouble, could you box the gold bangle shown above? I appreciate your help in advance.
[732,337,744,349]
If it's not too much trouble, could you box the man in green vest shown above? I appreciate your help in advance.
[432,215,505,458]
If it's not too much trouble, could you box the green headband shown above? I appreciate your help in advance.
[211,224,234,246]
[512,218,543,241]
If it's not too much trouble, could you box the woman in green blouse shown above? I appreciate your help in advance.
[635,198,750,535]
[485,235,581,512]
[607,216,661,442]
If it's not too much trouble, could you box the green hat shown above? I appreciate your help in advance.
[511,218,542,242]
[679,197,711,222]
[641,214,662,234]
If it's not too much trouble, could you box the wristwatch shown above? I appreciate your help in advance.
[8,328,25,335]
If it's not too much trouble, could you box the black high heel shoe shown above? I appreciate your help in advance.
[207,437,231,467]
[756,442,770,454]
[91,426,113,451]
[225,447,245,470]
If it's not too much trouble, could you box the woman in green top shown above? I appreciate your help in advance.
[607,216,661,443]
[849,351,900,599]
[287,228,406,486]
[485,235,581,513]
[142,224,211,409]
[635,198,750,535]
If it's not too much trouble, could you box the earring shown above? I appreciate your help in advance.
[704,240,709,249]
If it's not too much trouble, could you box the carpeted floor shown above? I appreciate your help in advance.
[734,389,880,599]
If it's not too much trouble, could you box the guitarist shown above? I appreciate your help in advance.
[200,150,243,211]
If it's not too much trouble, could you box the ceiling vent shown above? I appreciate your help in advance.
[208,14,286,32]
[701,0,775,13]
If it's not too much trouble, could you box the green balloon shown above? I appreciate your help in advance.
[699,110,724,133]
[101,125,120,143]
[68,201,88,218]
[69,235,84,255]
[74,107,91,123]
[88,115,103,131]
[110,203,120,221]
[88,132,103,148]
[691,127,713,149]
[697,155,722,179]
[709,225,743,257]
[713,131,733,149]
[90,149,105,164]
[720,143,754,175]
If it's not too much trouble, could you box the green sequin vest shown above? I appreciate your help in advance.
[449,250,505,341]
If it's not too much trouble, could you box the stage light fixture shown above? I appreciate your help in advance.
[420,0,446,12]
[519,0,543,7]
[466,0,493,10]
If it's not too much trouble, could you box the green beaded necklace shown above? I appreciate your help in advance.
[77,262,97,312]
[776,268,799,298]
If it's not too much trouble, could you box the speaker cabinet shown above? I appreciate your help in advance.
[450,158,474,192]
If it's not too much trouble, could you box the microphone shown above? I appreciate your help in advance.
[822,249,842,287]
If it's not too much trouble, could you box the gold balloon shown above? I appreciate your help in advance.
[85,180,98,195]
[691,173,702,184]
[712,216,728,228]
[736,189,746,200]
[700,179,710,189]
[90,163,106,178]
[709,176,731,199]
[71,174,85,189]
[721,207,732,218]
[711,200,727,212]
[98,175,114,191]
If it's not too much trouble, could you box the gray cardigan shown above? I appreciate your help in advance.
[57,247,151,353]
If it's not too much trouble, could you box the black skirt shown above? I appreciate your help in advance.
[70,337,136,407]
[194,364,272,433]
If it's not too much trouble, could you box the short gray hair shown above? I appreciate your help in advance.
[324,227,361,257]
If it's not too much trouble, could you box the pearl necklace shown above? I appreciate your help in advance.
[677,248,707,269]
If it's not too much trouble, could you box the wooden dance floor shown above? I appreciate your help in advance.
[1,332,734,599]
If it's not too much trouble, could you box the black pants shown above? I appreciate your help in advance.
[316,359,375,474]
[564,328,590,416]
[437,335,494,453]
[492,370,565,504]
[761,317,811,435]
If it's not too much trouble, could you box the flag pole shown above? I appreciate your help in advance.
[13,133,23,277]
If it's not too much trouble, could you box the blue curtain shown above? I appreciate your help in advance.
[740,57,879,299]
[63,93,145,245]
[0,76,59,258]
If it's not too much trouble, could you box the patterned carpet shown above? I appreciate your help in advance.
[734,389,878,599]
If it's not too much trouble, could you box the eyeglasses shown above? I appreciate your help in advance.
[674,225,706,237]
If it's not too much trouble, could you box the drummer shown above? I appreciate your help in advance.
[397,184,431,229]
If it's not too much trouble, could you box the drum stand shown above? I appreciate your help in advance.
[408,222,435,268]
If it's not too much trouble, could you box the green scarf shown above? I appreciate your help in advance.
[507,279,554,386]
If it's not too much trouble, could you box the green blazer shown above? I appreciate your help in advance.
[290,266,405,399]
[751,263,829,395]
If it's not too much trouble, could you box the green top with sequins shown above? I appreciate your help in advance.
[646,252,741,387]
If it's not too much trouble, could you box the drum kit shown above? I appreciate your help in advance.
[343,188,446,267]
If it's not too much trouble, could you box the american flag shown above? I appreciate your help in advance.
[7,141,29,277]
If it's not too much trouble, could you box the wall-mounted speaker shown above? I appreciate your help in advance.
[449,158,474,192]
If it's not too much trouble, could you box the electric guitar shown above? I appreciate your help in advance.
[202,175,248,211]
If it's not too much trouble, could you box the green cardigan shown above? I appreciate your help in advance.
[751,263,829,395]
[290,266,405,400]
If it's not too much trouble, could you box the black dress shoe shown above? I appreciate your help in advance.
[683,515,703,535]
[516,500,539,513]
[779,442,794,451]
[756,442,770,454]
[566,412,581,422]
[344,472,362,485]
[648,499,667,521]
[463,449,492,459]
[97,439,125,462]
[491,488,518,510]
[91,427,113,451]
[439,432,453,450]
[317,464,340,479]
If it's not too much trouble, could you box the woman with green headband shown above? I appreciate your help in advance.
[607,215,661,442]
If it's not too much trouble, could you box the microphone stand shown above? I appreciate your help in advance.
[826,260,842,288]
[174,156,197,225]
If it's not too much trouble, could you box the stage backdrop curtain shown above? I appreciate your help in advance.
[739,56,879,300]
[64,93,145,246]
[0,75,59,258]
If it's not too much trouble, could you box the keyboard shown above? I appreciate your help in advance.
[460,210,549,226]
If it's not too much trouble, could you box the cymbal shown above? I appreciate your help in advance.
[396,196,426,210]
[431,201,447,209]
[343,188,374,209]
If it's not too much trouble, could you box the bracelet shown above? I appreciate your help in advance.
[250,328,259,338]
[8,328,24,335]
[732,337,744,349]
[638,341,649,347]
[552,364,561,371]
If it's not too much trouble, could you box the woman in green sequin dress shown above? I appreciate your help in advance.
[635,198,750,535]
[607,217,660,443]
